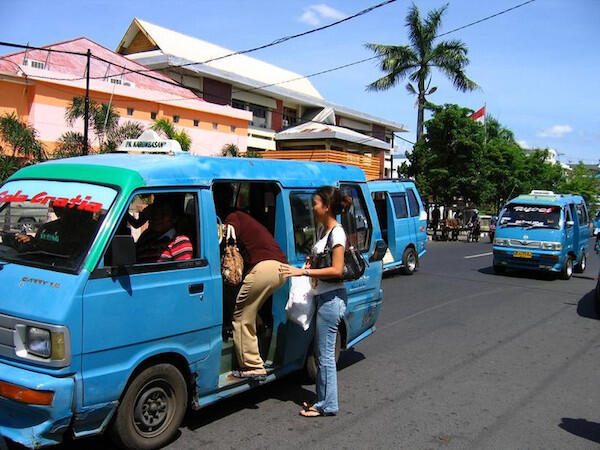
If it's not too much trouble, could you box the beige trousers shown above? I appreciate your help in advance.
[233,260,285,370]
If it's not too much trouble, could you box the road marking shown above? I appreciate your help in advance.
[464,251,493,259]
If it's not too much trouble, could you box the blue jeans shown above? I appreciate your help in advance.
[313,288,347,415]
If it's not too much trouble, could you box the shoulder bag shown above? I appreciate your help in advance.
[311,225,367,282]
[221,224,244,286]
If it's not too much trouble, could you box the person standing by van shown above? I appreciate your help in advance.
[280,186,351,417]
[224,209,288,380]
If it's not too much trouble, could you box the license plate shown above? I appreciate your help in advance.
[513,250,532,258]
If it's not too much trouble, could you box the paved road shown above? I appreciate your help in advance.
[23,239,600,449]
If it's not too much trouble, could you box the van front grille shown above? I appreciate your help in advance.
[0,314,15,358]
[508,239,542,249]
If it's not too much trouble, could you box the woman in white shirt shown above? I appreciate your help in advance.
[280,186,351,417]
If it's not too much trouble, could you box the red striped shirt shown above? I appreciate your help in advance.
[158,235,193,262]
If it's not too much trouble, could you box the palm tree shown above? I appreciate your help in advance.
[366,4,478,142]
[101,121,145,153]
[65,97,120,146]
[0,112,45,160]
[221,143,240,157]
[151,118,191,151]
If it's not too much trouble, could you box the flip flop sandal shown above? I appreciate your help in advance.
[299,407,335,417]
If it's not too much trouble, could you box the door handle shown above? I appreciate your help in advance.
[188,283,204,295]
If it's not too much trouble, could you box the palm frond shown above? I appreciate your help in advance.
[405,82,417,95]
[151,118,176,139]
[405,4,425,56]
[423,4,448,45]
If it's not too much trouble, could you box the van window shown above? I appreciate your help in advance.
[103,191,199,270]
[576,204,588,225]
[290,192,317,257]
[0,179,116,273]
[340,184,371,252]
[391,193,408,219]
[407,189,420,217]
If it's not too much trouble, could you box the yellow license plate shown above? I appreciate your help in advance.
[513,251,532,258]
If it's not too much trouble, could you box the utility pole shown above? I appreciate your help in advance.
[83,49,91,155]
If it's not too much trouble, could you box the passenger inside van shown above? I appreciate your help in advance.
[213,183,288,380]
[135,197,193,263]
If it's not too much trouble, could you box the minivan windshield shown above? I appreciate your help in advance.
[499,204,561,229]
[0,180,117,272]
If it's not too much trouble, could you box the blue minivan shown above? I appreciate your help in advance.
[0,151,387,448]
[368,179,427,274]
[493,190,590,279]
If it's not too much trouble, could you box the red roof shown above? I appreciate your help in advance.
[0,37,199,99]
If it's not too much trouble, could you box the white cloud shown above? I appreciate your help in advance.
[537,125,573,138]
[299,4,347,26]
[517,139,529,148]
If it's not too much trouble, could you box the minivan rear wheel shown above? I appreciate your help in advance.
[400,247,418,275]
[574,252,586,273]
[559,257,573,280]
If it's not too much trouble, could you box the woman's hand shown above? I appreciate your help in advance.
[15,234,32,244]
[279,264,305,279]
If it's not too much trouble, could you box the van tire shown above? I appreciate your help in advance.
[574,252,586,273]
[559,257,573,280]
[400,248,418,275]
[109,364,187,450]
[305,332,342,383]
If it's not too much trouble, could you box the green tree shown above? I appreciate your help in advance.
[521,149,564,194]
[366,4,477,142]
[0,112,45,160]
[402,104,486,206]
[54,131,87,159]
[221,143,239,157]
[65,97,120,146]
[559,162,599,210]
[101,121,145,153]
[0,155,20,181]
[151,118,191,151]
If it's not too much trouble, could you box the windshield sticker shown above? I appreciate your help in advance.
[0,191,103,213]
[513,206,556,214]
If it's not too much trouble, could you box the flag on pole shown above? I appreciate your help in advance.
[469,105,486,123]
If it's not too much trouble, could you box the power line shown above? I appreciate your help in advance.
[88,0,397,79]
[436,0,536,37]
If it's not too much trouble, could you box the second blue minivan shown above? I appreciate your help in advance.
[493,190,590,279]
[368,179,427,274]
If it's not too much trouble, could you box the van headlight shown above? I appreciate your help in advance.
[14,322,69,366]
[26,327,51,358]
[541,241,562,251]
[494,238,510,246]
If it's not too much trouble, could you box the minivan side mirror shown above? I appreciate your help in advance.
[369,239,388,262]
[108,235,136,266]
[566,220,574,228]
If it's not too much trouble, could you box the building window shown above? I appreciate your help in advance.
[127,107,134,116]
[173,115,180,123]
[230,125,236,133]
[212,122,218,130]
[193,119,199,127]
[24,59,45,70]
[232,99,269,129]
[151,112,157,120]
[283,107,297,128]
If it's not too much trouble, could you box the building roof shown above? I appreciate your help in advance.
[0,37,251,121]
[117,18,323,100]
[117,18,408,133]
[276,121,391,151]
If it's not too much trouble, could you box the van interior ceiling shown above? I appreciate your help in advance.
[212,181,282,374]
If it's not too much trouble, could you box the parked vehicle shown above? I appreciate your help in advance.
[492,190,590,279]
[0,151,387,448]
[368,179,427,274]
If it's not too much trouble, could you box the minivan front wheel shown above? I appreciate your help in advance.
[574,252,586,273]
[559,257,574,280]
[109,364,187,450]
[401,247,418,275]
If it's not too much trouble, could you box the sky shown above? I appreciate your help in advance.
[1,0,599,164]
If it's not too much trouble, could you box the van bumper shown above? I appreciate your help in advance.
[0,361,74,448]
[493,248,563,272]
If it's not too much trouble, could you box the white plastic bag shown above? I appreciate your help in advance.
[285,276,314,331]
